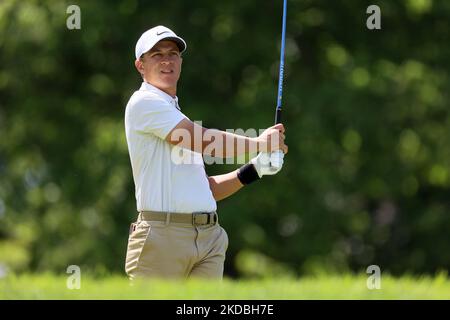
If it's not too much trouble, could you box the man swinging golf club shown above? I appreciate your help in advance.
[124,25,288,280]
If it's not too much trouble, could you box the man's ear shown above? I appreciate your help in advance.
[135,59,144,76]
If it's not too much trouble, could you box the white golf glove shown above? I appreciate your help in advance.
[250,152,284,178]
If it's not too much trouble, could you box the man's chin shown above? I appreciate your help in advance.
[160,76,178,84]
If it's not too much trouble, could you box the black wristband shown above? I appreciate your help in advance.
[237,163,260,185]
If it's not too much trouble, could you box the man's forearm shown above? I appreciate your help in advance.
[203,129,258,158]
[166,119,285,158]
[207,171,244,202]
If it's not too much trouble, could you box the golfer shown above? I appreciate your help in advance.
[124,26,288,280]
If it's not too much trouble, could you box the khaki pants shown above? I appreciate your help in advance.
[125,214,228,280]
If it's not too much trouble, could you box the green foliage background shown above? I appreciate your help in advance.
[0,0,449,278]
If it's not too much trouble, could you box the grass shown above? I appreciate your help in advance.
[1,273,450,299]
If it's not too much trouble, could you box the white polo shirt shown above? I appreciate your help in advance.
[124,82,217,213]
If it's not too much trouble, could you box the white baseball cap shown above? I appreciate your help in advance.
[135,25,187,59]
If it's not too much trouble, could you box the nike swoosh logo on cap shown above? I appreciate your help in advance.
[156,31,169,36]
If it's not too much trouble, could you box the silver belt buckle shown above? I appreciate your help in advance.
[192,212,204,225]
[192,212,216,226]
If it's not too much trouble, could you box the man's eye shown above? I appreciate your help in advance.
[152,53,162,57]
[170,52,179,57]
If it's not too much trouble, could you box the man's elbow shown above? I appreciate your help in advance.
[207,177,220,201]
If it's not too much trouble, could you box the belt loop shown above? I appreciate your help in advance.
[165,212,171,226]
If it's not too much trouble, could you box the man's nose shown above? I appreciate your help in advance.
[161,56,174,64]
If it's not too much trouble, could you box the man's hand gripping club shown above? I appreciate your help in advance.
[237,123,287,185]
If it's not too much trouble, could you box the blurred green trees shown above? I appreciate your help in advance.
[0,0,449,277]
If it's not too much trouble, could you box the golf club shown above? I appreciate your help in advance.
[271,0,287,169]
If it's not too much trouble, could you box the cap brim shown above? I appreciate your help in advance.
[160,36,186,53]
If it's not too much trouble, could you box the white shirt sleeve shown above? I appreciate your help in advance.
[127,94,186,139]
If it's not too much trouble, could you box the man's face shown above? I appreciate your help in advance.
[135,40,182,96]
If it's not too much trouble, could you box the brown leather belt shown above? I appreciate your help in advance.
[139,211,218,226]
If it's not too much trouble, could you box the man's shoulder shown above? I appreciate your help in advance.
[126,89,171,113]
[128,89,168,105]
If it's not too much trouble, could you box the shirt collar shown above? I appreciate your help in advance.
[140,81,180,109]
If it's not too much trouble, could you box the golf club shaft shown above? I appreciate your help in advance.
[271,0,287,169]
[275,0,287,125]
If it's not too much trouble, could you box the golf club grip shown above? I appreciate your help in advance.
[275,108,282,124]
[271,107,283,169]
